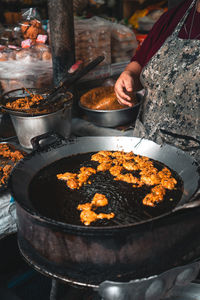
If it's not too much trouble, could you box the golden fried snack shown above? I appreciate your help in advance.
[57,167,96,189]
[57,150,178,223]
[91,193,108,207]
[6,88,44,111]
[77,193,115,225]
[0,144,25,186]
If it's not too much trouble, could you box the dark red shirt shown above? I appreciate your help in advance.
[132,0,200,68]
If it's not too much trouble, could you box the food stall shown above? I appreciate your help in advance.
[0,0,200,299]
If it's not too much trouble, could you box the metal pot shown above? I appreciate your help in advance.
[9,136,200,286]
[78,93,142,128]
[10,104,72,149]
[1,89,73,149]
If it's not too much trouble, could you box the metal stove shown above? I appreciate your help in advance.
[48,280,200,300]
[18,236,200,300]
[3,120,200,300]
[38,264,200,300]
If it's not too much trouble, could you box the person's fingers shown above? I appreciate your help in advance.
[115,90,134,107]
[117,85,132,101]
[115,79,131,101]
[114,70,136,107]
[124,75,134,93]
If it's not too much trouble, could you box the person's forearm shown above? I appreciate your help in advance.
[124,61,143,91]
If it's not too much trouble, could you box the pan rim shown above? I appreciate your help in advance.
[9,136,200,231]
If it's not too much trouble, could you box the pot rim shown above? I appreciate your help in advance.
[1,88,73,117]
[78,101,141,113]
[10,136,200,232]
[9,102,72,119]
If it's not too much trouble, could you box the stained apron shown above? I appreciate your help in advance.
[133,0,200,164]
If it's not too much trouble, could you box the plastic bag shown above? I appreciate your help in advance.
[110,23,138,63]
[74,16,111,66]
[111,23,137,42]
[0,192,17,239]
[0,57,53,93]
[0,7,52,93]
[20,8,46,44]
[0,26,23,47]
[21,7,41,21]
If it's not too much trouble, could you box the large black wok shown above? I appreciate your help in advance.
[9,136,200,286]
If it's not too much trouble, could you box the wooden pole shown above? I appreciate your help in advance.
[48,0,75,85]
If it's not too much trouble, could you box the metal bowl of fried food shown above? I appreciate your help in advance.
[79,86,142,128]
[1,88,73,149]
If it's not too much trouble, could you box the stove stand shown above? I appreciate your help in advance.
[18,235,200,300]
[50,279,100,300]
[48,262,200,300]
[97,262,200,300]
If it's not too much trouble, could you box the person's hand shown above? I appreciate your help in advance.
[114,70,135,107]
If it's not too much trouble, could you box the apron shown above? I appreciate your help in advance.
[133,0,200,164]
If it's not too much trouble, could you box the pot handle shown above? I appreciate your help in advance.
[173,191,200,212]
[30,131,66,151]
[0,136,17,143]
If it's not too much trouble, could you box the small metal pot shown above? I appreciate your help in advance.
[1,88,73,149]
[79,94,142,128]
[10,105,72,149]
